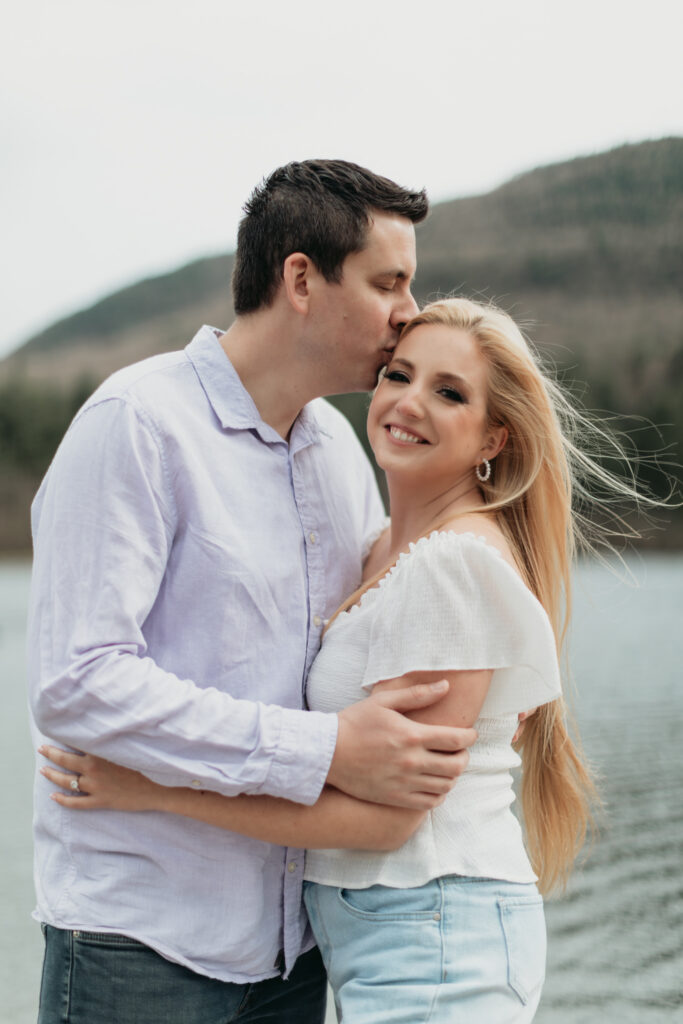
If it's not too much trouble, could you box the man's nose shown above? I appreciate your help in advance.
[391,290,419,332]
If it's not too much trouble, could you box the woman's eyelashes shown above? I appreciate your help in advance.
[385,369,410,383]
[439,385,466,403]
[385,371,466,405]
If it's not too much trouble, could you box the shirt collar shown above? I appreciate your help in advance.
[186,325,322,448]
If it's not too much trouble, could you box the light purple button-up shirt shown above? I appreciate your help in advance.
[27,326,385,983]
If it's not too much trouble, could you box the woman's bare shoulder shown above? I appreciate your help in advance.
[440,513,520,575]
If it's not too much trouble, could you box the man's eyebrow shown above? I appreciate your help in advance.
[376,269,416,284]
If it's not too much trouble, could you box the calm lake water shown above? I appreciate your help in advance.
[2,554,682,1023]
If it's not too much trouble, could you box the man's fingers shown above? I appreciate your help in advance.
[375,679,450,712]
[424,749,471,780]
[373,685,478,751]
[401,791,448,810]
[371,689,477,752]
[419,725,477,754]
[408,774,453,796]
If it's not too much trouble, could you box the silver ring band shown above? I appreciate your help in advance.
[69,777,81,793]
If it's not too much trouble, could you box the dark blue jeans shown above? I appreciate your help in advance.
[38,925,327,1024]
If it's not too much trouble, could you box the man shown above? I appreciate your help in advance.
[28,160,476,1024]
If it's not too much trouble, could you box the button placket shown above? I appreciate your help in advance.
[290,450,327,675]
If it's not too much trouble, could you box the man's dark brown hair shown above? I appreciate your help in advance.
[232,159,428,314]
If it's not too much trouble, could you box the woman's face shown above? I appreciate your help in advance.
[367,322,505,489]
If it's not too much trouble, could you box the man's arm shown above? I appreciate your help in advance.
[29,397,471,810]
[28,397,337,804]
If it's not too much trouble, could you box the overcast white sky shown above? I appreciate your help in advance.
[3,0,682,358]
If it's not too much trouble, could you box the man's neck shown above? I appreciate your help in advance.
[219,312,318,440]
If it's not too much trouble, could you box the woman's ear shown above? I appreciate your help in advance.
[481,424,508,461]
[282,253,314,314]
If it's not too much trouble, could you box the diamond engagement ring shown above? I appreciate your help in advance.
[69,777,81,793]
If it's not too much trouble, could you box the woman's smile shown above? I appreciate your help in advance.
[386,424,429,445]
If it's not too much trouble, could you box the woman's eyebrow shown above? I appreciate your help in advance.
[435,371,469,389]
[389,360,471,391]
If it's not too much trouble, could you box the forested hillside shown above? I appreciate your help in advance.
[1,138,681,550]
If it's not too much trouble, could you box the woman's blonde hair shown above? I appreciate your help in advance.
[338,296,668,894]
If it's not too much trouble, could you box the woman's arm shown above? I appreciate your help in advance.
[39,745,424,851]
[372,668,493,728]
[39,667,488,850]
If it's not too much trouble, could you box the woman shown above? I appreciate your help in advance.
[42,296,630,1021]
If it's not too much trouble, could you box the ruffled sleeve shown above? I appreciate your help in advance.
[362,515,391,564]
[361,531,561,716]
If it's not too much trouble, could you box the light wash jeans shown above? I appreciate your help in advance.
[304,875,546,1023]
[37,925,327,1024]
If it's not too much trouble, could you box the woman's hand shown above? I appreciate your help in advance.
[38,744,424,849]
[512,707,538,744]
[38,745,167,812]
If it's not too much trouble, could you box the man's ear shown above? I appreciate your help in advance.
[282,253,316,314]
[481,424,508,461]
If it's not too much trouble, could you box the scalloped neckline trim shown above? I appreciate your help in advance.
[342,529,506,619]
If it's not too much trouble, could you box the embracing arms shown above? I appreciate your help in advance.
[29,398,475,813]
[40,669,487,850]
[40,744,426,851]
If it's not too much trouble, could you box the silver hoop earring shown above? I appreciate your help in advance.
[475,458,491,483]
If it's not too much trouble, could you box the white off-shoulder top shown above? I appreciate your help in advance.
[304,530,562,889]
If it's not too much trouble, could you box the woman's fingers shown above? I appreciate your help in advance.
[38,744,86,773]
[37,745,159,813]
[512,707,538,744]
[39,762,85,792]
[38,745,103,808]
[38,764,102,808]
[50,790,100,809]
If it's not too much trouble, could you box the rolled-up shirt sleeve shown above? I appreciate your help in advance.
[28,397,338,805]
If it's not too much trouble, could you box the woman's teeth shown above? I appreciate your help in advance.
[389,426,425,444]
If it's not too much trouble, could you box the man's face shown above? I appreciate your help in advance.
[308,212,419,394]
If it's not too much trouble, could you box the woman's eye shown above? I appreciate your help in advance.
[439,386,465,403]
[385,370,410,383]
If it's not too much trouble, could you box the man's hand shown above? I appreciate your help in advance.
[327,680,476,810]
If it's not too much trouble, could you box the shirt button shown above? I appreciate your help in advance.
[309,532,317,544]
[287,862,297,873]
[433,912,441,921]
[313,615,322,627]
[190,780,202,788]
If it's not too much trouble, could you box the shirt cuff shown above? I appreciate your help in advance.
[255,708,338,805]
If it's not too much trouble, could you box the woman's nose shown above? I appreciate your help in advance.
[395,387,424,419]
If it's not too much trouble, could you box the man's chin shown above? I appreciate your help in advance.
[336,362,386,394]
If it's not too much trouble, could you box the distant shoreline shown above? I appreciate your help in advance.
[4,530,683,563]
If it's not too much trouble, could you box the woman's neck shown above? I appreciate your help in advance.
[385,476,485,558]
